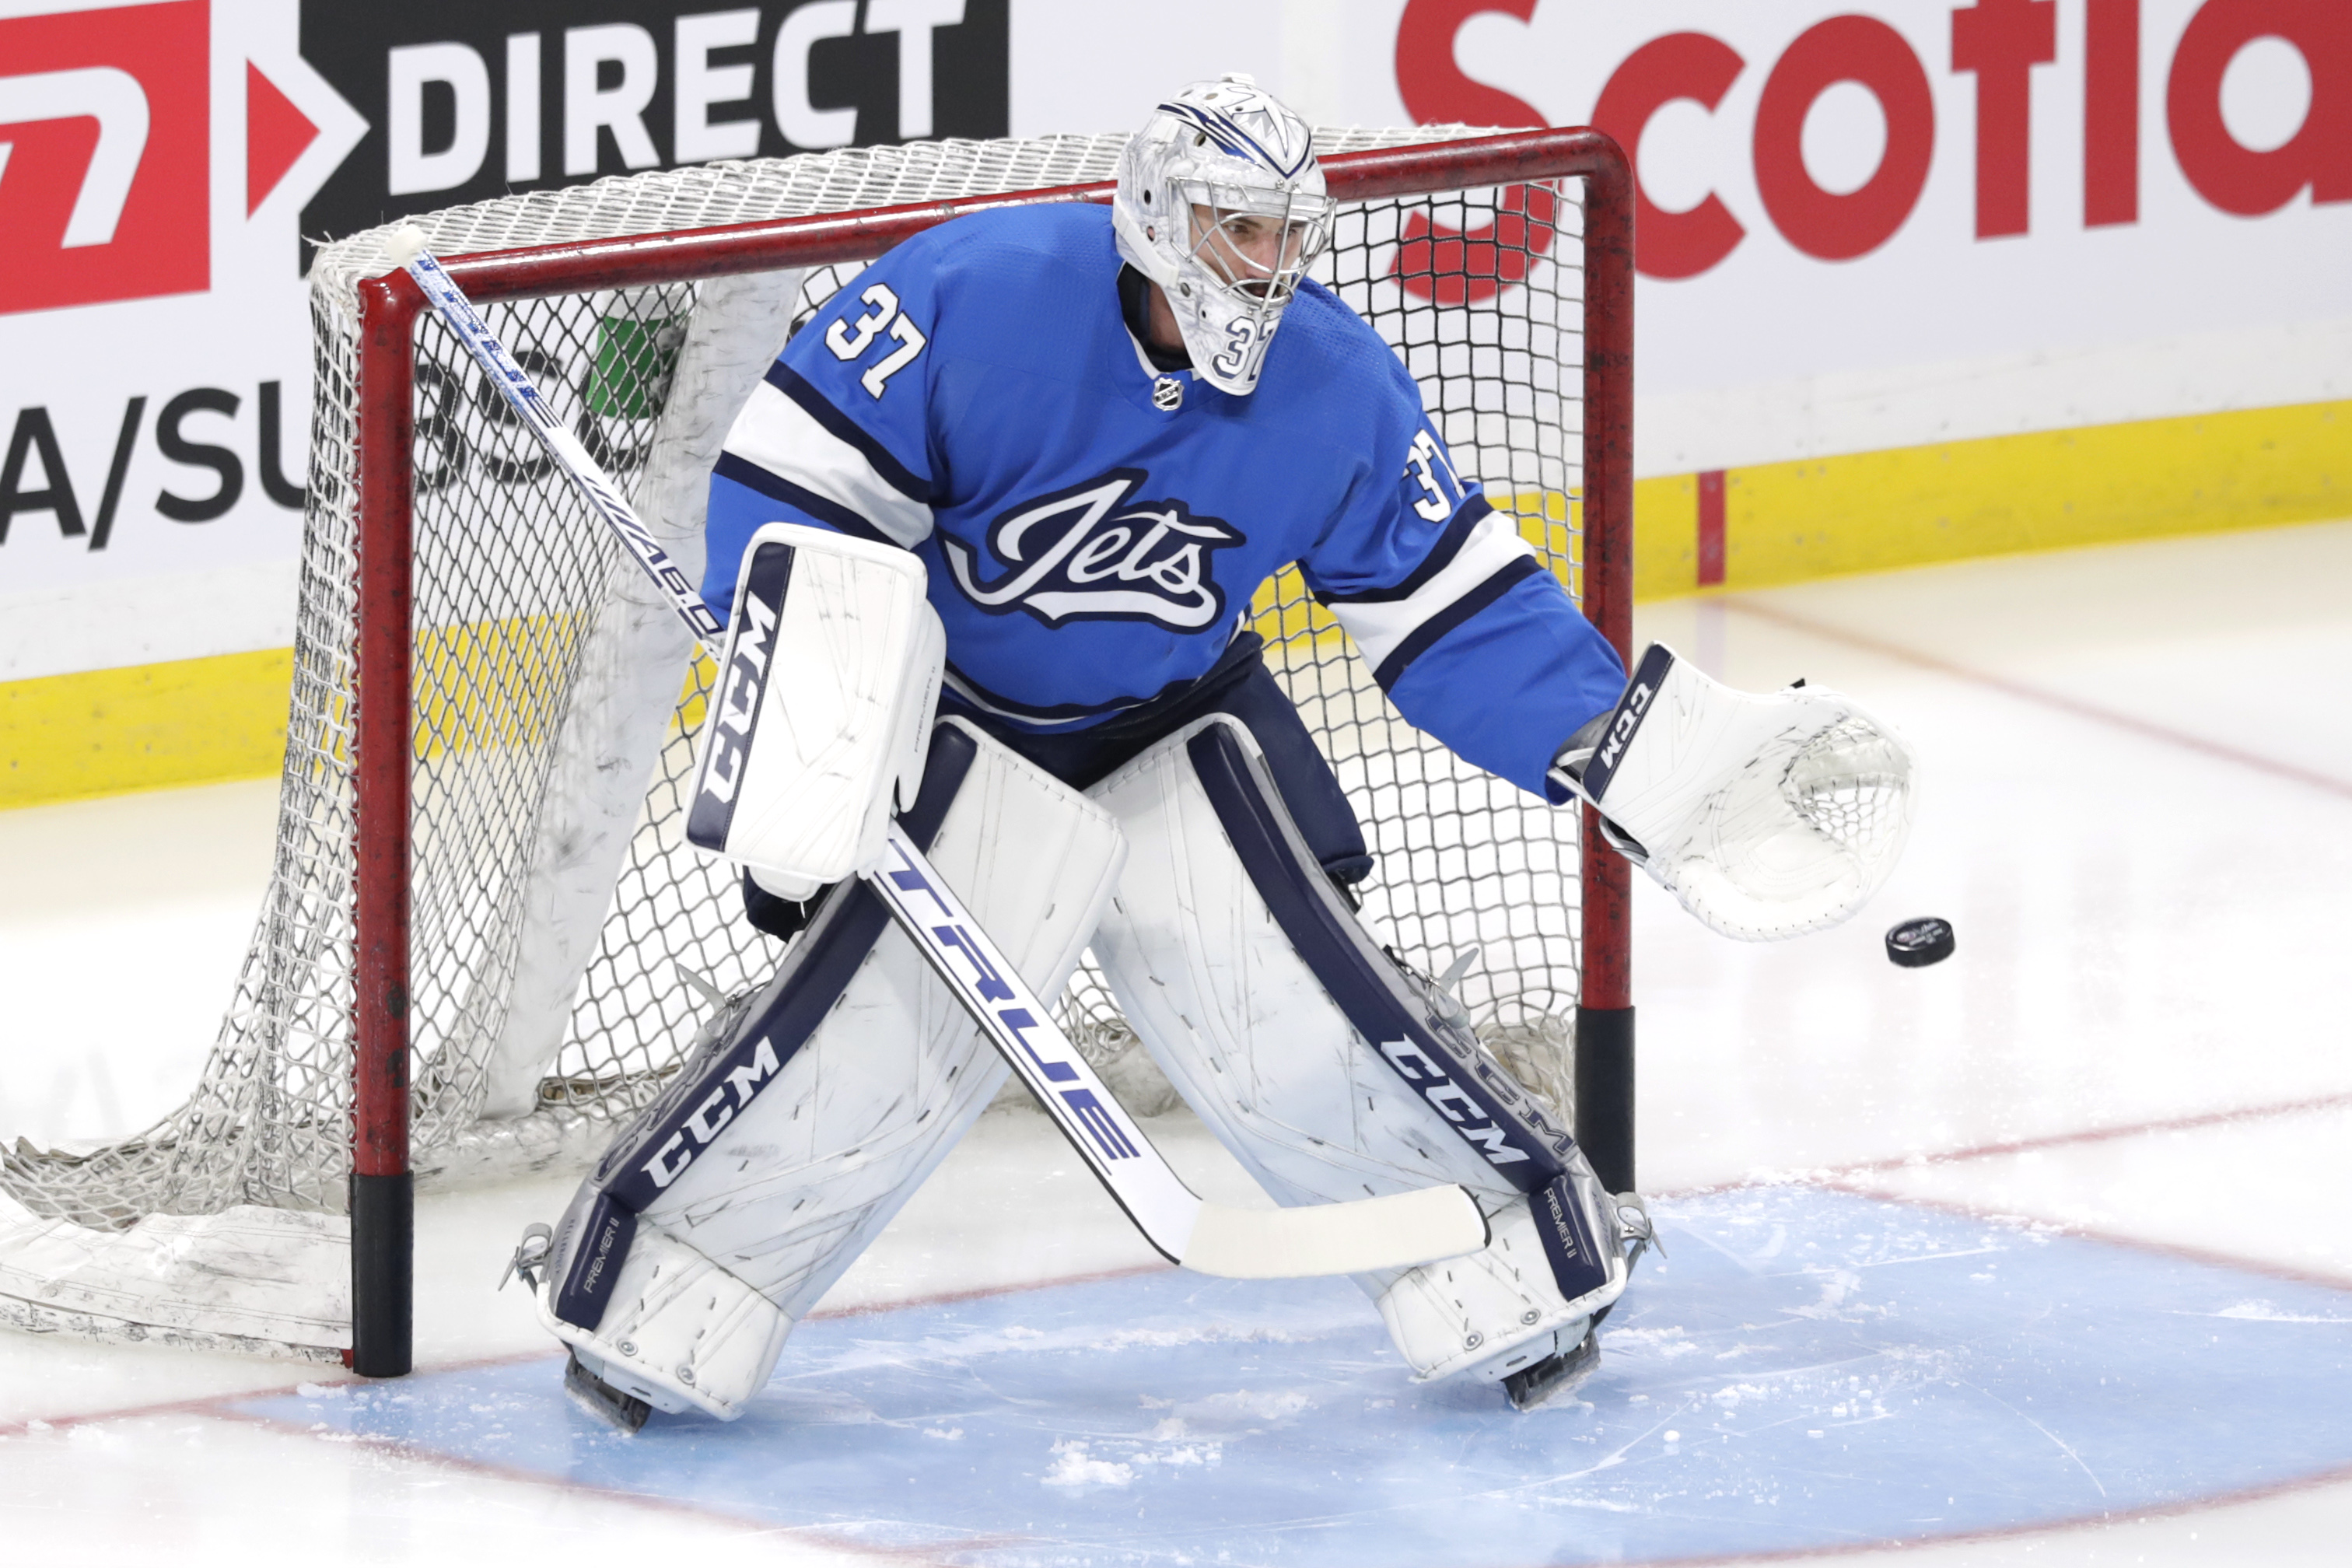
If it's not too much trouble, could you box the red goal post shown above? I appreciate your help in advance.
[346,128,1636,1376]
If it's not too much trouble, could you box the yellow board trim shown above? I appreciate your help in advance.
[6,397,2343,807]
[1636,397,2347,600]
[2,647,294,809]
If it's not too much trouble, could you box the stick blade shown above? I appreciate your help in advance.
[1181,1185,1488,1279]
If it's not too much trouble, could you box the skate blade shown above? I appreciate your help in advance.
[563,1352,652,1435]
[1504,1325,1601,1411]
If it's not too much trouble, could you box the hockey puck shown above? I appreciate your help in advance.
[1885,917,1955,968]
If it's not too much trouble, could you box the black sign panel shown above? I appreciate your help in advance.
[299,0,1008,253]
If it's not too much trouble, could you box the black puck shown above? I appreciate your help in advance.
[1885,916,1955,968]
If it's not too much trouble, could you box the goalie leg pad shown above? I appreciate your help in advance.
[1375,1161,1626,1384]
[1087,715,1629,1379]
[535,1210,792,1421]
[537,718,1126,1416]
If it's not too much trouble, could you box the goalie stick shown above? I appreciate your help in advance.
[382,229,1489,1280]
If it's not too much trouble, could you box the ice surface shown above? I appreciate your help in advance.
[5,520,2351,1565]
[231,1188,2352,1566]
[0,780,278,1150]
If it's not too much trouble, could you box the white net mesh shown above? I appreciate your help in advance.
[1,128,1595,1245]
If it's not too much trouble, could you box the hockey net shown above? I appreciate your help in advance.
[0,127,1631,1362]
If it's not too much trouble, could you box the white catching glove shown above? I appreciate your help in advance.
[1552,642,1916,942]
[686,522,945,894]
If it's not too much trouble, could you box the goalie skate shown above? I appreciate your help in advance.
[1503,1321,1602,1410]
[563,1351,652,1436]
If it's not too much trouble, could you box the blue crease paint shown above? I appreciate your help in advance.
[243,1188,2352,1566]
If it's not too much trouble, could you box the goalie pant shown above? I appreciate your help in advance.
[534,716,1629,1420]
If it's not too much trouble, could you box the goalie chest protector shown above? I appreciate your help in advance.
[704,202,1625,794]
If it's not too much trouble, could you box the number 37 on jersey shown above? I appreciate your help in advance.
[825,283,929,399]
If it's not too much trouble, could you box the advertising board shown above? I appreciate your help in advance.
[2,0,2343,798]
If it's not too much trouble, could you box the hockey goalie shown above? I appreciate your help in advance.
[520,78,1916,1430]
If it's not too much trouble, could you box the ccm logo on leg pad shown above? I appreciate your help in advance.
[636,1034,784,1192]
[1378,1039,1531,1168]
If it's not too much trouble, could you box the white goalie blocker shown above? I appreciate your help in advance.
[686,521,945,894]
[1560,643,1918,941]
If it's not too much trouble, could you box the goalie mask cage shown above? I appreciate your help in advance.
[0,127,1633,1378]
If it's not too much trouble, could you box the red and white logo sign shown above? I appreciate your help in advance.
[1391,0,2350,282]
[0,0,208,313]
[0,0,362,318]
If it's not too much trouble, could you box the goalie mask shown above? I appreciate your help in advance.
[1113,75,1333,397]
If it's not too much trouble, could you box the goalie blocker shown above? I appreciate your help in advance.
[686,521,945,901]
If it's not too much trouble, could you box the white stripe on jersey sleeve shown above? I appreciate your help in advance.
[719,380,934,548]
[1325,507,1537,674]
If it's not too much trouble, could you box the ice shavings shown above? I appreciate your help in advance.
[2202,1300,2352,1325]
[815,1316,1313,1377]
[1042,1439,1136,1489]
[1175,1387,1318,1424]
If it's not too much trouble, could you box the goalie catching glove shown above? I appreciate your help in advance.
[1552,642,1917,942]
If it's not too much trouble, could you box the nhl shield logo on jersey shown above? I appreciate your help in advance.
[942,468,1242,630]
[1152,375,1184,411]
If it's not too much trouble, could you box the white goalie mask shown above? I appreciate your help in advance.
[1112,75,1333,397]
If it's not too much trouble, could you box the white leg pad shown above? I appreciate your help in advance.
[645,724,1124,1318]
[539,719,1125,1410]
[1089,716,1627,1383]
[1089,725,1518,1211]
[535,1225,791,1421]
[1377,1199,1587,1384]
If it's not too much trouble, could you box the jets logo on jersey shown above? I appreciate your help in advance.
[941,467,1243,630]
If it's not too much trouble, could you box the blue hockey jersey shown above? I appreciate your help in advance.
[703,202,1623,800]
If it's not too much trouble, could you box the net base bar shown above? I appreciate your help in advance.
[0,1192,349,1360]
